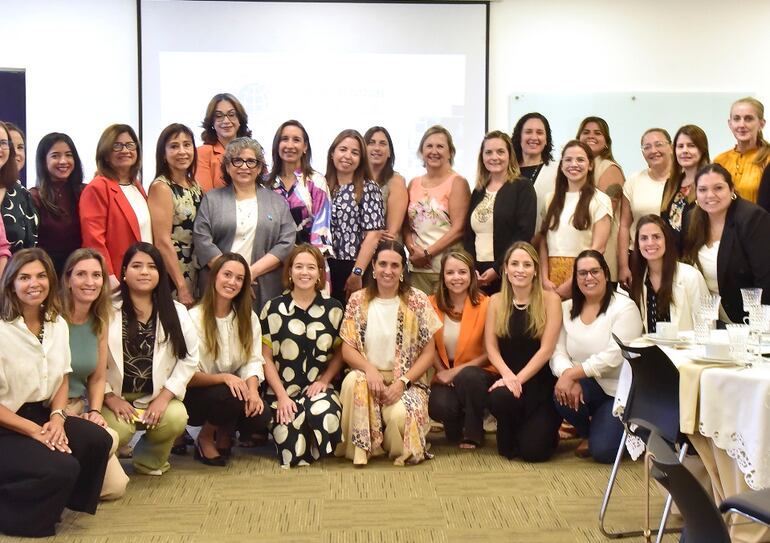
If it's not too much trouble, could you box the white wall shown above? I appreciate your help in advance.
[0,0,138,181]
[488,0,770,169]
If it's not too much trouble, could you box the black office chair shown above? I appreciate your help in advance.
[599,335,687,540]
[720,488,770,530]
[646,430,731,543]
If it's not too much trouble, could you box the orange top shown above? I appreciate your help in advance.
[430,293,496,373]
[195,142,226,192]
[714,147,770,203]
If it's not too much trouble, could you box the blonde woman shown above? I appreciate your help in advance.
[485,242,562,461]
[60,249,129,498]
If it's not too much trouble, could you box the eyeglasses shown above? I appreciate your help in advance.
[576,268,603,279]
[641,141,669,152]
[230,157,260,169]
[0,140,9,150]
[112,142,137,152]
[214,110,238,123]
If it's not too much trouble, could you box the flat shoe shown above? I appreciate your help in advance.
[194,442,227,467]
[170,443,188,456]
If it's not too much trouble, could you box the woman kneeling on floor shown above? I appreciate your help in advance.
[336,240,441,465]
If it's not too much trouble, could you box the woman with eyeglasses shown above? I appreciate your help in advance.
[29,133,87,275]
[6,122,26,177]
[196,93,253,193]
[0,122,38,258]
[630,214,707,334]
[714,97,770,204]
[80,124,151,288]
[148,124,202,307]
[660,125,710,251]
[617,129,672,289]
[193,137,295,310]
[551,250,642,462]
[0,123,16,276]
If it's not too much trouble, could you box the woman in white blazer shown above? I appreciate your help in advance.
[629,214,708,333]
[102,242,199,476]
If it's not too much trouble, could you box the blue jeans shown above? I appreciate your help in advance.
[554,378,623,464]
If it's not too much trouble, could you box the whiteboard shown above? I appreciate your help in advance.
[508,92,750,175]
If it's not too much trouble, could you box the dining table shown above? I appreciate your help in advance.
[614,330,770,543]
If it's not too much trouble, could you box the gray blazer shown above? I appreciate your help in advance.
[193,184,295,311]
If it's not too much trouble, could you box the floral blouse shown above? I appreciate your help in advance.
[272,171,333,256]
[330,180,384,261]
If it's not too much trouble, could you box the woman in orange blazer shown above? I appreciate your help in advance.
[196,93,253,192]
[80,124,151,286]
[428,250,494,448]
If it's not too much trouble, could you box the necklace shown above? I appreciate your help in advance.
[513,300,529,310]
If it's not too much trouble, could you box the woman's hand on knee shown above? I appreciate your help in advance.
[221,373,249,401]
[276,395,297,424]
[365,368,385,399]
[245,393,264,417]
[104,394,138,424]
[381,381,404,406]
[305,380,329,398]
[40,416,71,453]
[143,395,171,429]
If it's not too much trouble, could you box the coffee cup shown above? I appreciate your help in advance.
[656,322,678,340]
[705,342,731,360]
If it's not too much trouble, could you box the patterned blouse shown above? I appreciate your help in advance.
[340,287,441,465]
[153,176,202,296]
[260,291,344,400]
[2,182,38,252]
[121,310,156,395]
[330,180,384,261]
[272,171,333,255]
[645,275,671,335]
[666,184,693,232]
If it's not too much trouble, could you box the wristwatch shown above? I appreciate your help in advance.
[398,375,411,389]
[352,267,363,276]
[50,409,67,421]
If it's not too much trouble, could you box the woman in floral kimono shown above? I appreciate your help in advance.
[336,239,442,466]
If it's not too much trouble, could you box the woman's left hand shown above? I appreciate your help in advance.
[344,273,362,299]
[41,416,71,453]
[489,373,522,398]
[478,267,498,287]
[244,393,264,417]
[83,410,108,427]
[409,251,430,269]
[143,396,170,429]
[305,380,329,398]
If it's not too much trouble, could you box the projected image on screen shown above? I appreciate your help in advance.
[141,1,487,186]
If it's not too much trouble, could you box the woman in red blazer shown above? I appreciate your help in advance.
[80,124,151,286]
[428,250,494,448]
[196,93,252,192]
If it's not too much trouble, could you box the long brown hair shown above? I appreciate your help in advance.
[661,125,710,213]
[0,248,61,322]
[569,250,613,320]
[540,140,596,235]
[731,97,770,166]
[0,121,20,190]
[268,120,314,187]
[364,126,396,187]
[682,164,735,270]
[197,253,254,362]
[495,242,545,338]
[434,250,482,319]
[326,129,370,204]
[630,215,678,318]
[475,131,521,190]
[60,249,111,336]
[365,240,411,303]
[154,123,198,183]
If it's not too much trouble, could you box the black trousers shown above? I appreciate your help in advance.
[328,258,356,304]
[184,384,271,436]
[487,387,561,463]
[428,366,497,445]
[0,402,112,538]
[476,261,502,295]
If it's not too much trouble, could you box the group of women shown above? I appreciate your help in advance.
[3,92,770,537]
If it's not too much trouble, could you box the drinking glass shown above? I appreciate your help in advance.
[694,312,714,344]
[700,293,721,321]
[726,323,750,362]
[741,288,763,313]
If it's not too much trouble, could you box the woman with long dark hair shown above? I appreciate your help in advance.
[148,123,202,307]
[365,126,408,241]
[0,249,111,537]
[30,133,86,275]
[101,242,199,475]
[0,121,38,256]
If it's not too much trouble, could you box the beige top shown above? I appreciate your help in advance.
[623,169,667,242]
[364,297,400,371]
[470,189,497,262]
[544,190,613,257]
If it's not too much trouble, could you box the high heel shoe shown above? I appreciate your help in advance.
[194,441,227,467]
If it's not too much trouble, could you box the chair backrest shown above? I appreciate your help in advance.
[612,334,680,443]
[647,432,731,543]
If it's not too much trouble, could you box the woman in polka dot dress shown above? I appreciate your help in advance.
[260,244,345,467]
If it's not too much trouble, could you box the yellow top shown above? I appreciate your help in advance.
[713,147,769,203]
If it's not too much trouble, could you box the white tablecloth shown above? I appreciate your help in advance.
[613,330,770,490]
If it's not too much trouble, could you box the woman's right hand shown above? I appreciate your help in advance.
[434,368,456,386]
[618,267,632,290]
[177,286,195,308]
[542,278,557,292]
[29,423,70,453]
[365,367,385,399]
[220,373,250,401]
[104,394,138,424]
[478,267,499,287]
[276,395,297,424]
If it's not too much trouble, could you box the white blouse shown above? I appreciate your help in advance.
[189,306,265,381]
[365,297,399,371]
[0,316,72,413]
[120,183,153,243]
[550,294,642,397]
[231,196,259,263]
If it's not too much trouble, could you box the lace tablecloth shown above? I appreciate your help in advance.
[614,331,770,490]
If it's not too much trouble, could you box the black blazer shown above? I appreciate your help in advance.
[684,197,770,322]
[464,178,536,271]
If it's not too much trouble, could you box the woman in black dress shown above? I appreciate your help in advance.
[485,241,562,461]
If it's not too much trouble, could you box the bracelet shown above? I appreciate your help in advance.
[88,408,102,415]
[423,248,431,259]
[50,409,67,421]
